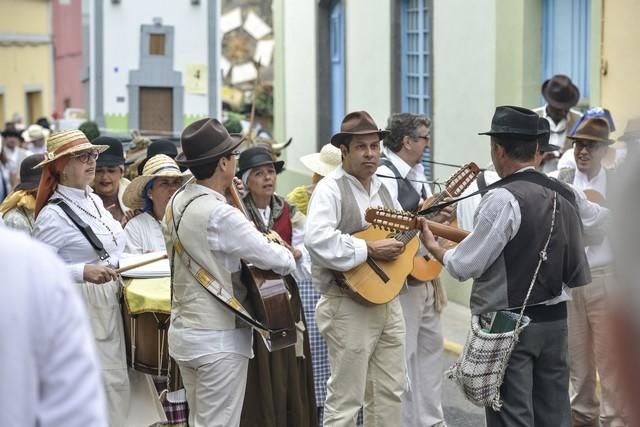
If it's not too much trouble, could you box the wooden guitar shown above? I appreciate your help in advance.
[334,208,468,305]
[410,162,480,281]
[227,185,297,352]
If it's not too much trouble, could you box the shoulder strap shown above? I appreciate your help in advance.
[477,171,488,193]
[48,198,110,261]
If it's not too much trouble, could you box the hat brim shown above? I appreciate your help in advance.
[300,152,340,177]
[96,154,126,167]
[478,131,541,139]
[330,130,390,147]
[538,143,561,153]
[14,178,40,192]
[123,170,191,210]
[567,135,615,146]
[541,79,580,110]
[22,129,50,143]
[236,159,285,178]
[34,143,109,168]
[175,134,244,168]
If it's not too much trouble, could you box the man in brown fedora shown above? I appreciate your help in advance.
[555,117,625,427]
[533,75,582,171]
[305,111,407,426]
[163,118,296,427]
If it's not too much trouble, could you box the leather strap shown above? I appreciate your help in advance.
[49,198,110,261]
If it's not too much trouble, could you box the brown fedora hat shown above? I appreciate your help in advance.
[330,111,390,147]
[176,118,244,168]
[618,116,640,142]
[567,117,614,145]
[541,75,580,110]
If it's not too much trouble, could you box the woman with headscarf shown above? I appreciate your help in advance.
[32,130,163,427]
[237,146,318,427]
[0,153,44,234]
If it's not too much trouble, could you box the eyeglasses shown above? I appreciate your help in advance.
[573,141,605,151]
[71,151,100,163]
[413,135,430,143]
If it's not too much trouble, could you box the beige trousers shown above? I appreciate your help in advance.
[568,268,626,427]
[178,352,249,427]
[399,281,445,427]
[316,285,406,427]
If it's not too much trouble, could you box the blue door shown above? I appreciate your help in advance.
[401,0,433,177]
[542,0,590,101]
[330,0,345,134]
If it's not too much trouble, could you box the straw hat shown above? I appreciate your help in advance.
[123,154,190,210]
[21,124,50,142]
[34,129,109,168]
[300,143,342,176]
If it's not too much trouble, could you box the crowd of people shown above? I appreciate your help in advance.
[0,73,638,427]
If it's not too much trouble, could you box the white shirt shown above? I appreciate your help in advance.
[537,105,578,151]
[457,169,501,232]
[0,228,106,427]
[168,184,296,362]
[124,211,165,254]
[377,148,432,205]
[305,166,402,278]
[33,184,126,282]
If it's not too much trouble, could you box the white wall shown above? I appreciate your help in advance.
[102,0,209,116]
[432,0,497,181]
[344,0,392,128]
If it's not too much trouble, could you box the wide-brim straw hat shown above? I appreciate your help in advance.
[21,124,50,142]
[34,129,109,168]
[123,154,190,210]
[300,143,342,176]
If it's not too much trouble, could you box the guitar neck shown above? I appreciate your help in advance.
[420,219,468,243]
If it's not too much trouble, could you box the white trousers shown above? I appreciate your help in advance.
[399,281,445,427]
[316,286,406,427]
[178,352,249,427]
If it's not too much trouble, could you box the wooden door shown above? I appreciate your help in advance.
[26,91,43,124]
[139,87,172,134]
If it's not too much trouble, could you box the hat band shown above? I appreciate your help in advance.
[45,138,89,161]
[149,164,180,175]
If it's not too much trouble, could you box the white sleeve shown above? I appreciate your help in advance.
[304,179,368,272]
[124,218,144,254]
[443,189,521,281]
[572,186,609,246]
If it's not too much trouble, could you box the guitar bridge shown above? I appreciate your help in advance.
[366,257,390,283]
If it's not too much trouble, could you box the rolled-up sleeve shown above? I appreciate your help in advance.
[304,180,368,272]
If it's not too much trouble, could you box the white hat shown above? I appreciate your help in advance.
[22,124,50,142]
[300,143,342,177]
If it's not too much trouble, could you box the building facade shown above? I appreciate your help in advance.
[52,0,84,117]
[0,0,54,127]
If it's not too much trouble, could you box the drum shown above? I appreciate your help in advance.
[121,277,180,389]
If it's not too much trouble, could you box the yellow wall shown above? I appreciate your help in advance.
[0,0,52,124]
[600,0,640,139]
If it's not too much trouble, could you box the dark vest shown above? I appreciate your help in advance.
[470,171,591,314]
[379,156,422,212]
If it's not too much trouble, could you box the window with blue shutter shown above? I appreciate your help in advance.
[542,0,591,102]
[401,0,433,177]
[329,0,345,134]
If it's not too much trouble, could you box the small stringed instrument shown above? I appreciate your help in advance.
[227,185,296,352]
[583,189,606,207]
[410,162,480,281]
[334,208,468,305]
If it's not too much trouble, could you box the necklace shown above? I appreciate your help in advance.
[56,190,119,247]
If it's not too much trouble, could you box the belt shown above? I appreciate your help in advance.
[508,301,567,323]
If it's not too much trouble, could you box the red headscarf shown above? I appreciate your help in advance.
[34,157,71,218]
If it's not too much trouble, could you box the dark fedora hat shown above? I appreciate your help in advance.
[536,117,560,152]
[541,75,580,110]
[92,136,125,167]
[14,153,45,191]
[567,117,614,145]
[479,106,546,139]
[137,139,178,175]
[176,118,244,168]
[236,146,284,178]
[1,128,23,140]
[618,116,640,142]
[330,111,390,147]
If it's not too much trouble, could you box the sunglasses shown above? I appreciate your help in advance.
[71,150,100,163]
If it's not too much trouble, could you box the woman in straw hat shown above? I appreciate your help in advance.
[31,130,163,427]
[0,153,44,234]
[236,146,318,427]
[286,143,342,215]
[123,154,188,254]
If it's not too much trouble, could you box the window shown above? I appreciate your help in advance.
[149,33,166,56]
[542,0,590,101]
[401,0,433,176]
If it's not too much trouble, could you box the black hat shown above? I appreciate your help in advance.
[176,118,244,168]
[1,128,23,140]
[479,106,546,139]
[137,139,178,175]
[537,117,560,152]
[14,153,45,191]
[541,75,580,110]
[92,136,125,167]
[236,146,284,178]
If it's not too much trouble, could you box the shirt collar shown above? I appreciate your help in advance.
[57,184,92,199]
[187,183,226,202]
[575,166,606,184]
[383,148,413,178]
[335,165,382,195]
[541,104,568,132]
